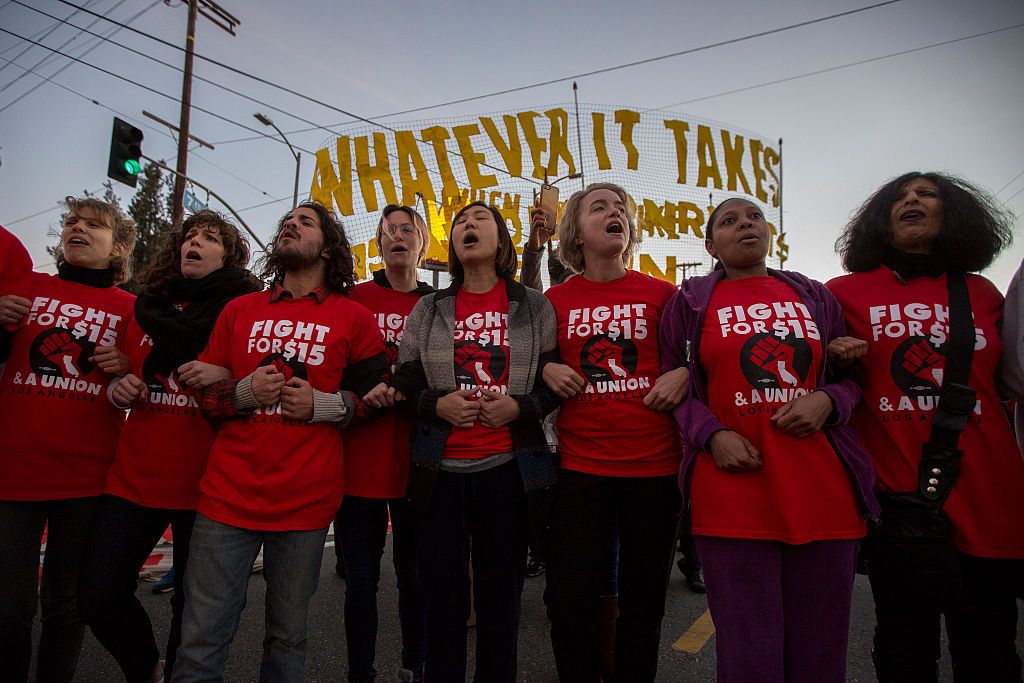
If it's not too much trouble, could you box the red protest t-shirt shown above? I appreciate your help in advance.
[0,271,134,500]
[1,225,33,331]
[442,280,513,460]
[828,267,1024,558]
[104,312,214,509]
[198,290,384,531]
[545,270,682,477]
[692,277,864,543]
[343,279,424,497]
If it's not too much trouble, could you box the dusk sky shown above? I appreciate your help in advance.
[1,0,1022,288]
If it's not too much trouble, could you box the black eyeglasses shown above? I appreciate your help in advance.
[383,222,417,239]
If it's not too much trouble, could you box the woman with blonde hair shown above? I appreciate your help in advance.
[0,196,137,682]
[542,182,687,682]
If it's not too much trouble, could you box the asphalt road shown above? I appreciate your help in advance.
[57,536,1022,681]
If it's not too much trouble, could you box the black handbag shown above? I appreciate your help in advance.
[865,270,976,574]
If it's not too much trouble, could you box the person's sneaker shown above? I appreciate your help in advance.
[677,558,706,594]
[151,569,175,594]
[525,558,545,577]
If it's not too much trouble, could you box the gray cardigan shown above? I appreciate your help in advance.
[391,275,561,514]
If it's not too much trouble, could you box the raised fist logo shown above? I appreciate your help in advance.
[740,332,812,390]
[890,337,944,396]
[258,352,308,382]
[454,340,506,387]
[29,328,96,378]
[580,334,639,384]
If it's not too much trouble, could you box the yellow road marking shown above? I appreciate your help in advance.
[672,609,715,653]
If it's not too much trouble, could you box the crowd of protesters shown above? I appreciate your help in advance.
[0,168,1022,683]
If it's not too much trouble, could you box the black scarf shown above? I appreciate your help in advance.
[134,267,262,375]
[58,261,115,288]
[881,244,949,281]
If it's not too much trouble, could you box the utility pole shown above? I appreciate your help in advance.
[170,0,239,228]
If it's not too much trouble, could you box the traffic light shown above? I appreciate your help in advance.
[107,117,143,187]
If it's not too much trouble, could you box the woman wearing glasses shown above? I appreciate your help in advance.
[336,205,433,683]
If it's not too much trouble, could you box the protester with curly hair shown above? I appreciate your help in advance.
[0,196,136,683]
[828,172,1024,681]
[171,201,388,682]
[78,210,261,683]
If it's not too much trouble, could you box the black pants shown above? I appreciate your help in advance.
[78,495,196,683]
[869,547,1024,682]
[336,495,424,682]
[544,469,681,683]
[416,460,528,683]
[0,496,99,683]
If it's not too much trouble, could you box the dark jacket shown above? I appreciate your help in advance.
[391,275,560,515]
[659,267,880,520]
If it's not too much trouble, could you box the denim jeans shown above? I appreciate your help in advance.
[336,495,423,682]
[78,495,196,682]
[0,496,98,683]
[416,460,528,683]
[170,513,329,683]
[544,470,681,683]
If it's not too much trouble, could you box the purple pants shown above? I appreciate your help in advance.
[694,536,858,683]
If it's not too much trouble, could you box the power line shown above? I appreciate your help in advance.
[652,22,1024,111]
[0,0,129,94]
[5,2,464,187]
[996,169,1024,197]
[0,51,286,204]
[10,0,365,150]
[0,26,307,153]
[0,0,157,114]
[0,0,97,74]
[212,0,908,145]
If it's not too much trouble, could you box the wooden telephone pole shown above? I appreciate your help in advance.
[170,0,240,228]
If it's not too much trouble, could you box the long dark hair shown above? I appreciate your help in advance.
[139,210,253,299]
[447,201,518,284]
[259,200,356,293]
[836,172,1013,273]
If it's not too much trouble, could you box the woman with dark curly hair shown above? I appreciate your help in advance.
[0,196,136,683]
[828,172,1024,681]
[384,201,559,682]
[77,210,260,683]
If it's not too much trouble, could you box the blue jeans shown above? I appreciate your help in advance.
[79,495,195,682]
[416,460,528,683]
[336,495,424,681]
[170,513,328,683]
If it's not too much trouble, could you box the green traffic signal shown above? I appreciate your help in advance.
[108,117,143,188]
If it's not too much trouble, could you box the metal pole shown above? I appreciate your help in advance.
[292,151,301,209]
[144,155,265,250]
[171,0,198,229]
[572,81,585,190]
[777,137,784,270]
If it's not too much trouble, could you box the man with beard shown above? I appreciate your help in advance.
[171,202,387,682]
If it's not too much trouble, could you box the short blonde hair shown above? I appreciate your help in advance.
[555,183,640,274]
[55,196,137,285]
[376,204,430,265]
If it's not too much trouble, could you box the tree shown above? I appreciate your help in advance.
[124,162,173,293]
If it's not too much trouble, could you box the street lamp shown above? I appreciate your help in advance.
[254,112,300,209]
